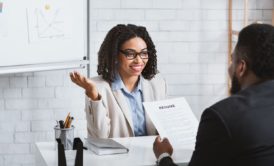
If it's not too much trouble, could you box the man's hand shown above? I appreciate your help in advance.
[153,136,173,159]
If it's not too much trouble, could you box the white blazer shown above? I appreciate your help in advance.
[85,74,167,138]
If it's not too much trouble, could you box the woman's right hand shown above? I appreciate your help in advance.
[70,71,100,100]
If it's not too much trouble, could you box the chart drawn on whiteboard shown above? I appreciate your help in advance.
[26,4,69,43]
[0,1,7,38]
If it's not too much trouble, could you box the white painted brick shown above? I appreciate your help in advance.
[9,77,27,88]
[181,0,200,9]
[5,99,38,110]
[262,10,273,21]
[96,21,126,31]
[27,77,45,87]
[22,88,54,98]
[121,0,153,8]
[90,9,115,20]
[145,10,176,20]
[0,156,3,165]
[0,99,4,110]
[31,121,56,131]
[14,72,33,77]
[159,21,190,31]
[0,89,3,98]
[190,21,227,31]
[55,87,84,99]
[46,75,64,87]
[169,84,214,96]
[189,64,208,74]
[159,64,190,74]
[30,143,37,154]
[0,122,15,132]
[3,88,22,98]
[169,54,199,63]
[73,120,87,130]
[130,21,159,31]
[156,52,169,64]
[4,154,35,165]
[198,53,219,64]
[157,42,189,58]
[199,31,228,42]
[41,99,71,109]
[165,74,199,84]
[256,0,273,9]
[189,42,227,53]
[0,144,29,154]
[248,10,263,22]
[90,0,120,9]
[53,109,86,121]
[208,64,227,74]
[202,10,227,20]
[0,77,9,88]
[177,10,201,20]
[114,10,145,20]
[0,132,13,143]
[89,21,97,32]
[213,84,228,96]
[15,133,33,143]
[22,110,54,121]
[200,74,227,84]
[76,130,88,138]
[32,132,54,142]
[152,0,182,9]
[201,0,227,9]
[15,121,31,132]
[0,111,21,121]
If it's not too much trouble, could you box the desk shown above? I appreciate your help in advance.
[35,136,192,166]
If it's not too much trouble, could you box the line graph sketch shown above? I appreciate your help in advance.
[0,2,7,38]
[26,4,68,43]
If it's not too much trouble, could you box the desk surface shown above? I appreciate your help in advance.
[35,136,192,166]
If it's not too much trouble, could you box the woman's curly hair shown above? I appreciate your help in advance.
[97,24,158,82]
[235,23,274,79]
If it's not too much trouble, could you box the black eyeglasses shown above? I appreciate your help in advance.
[119,49,149,60]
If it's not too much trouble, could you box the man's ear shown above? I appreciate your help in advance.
[236,59,248,78]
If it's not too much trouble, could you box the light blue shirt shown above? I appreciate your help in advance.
[111,74,147,136]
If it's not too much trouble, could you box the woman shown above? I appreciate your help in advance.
[70,24,167,138]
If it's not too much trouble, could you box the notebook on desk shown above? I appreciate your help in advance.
[85,137,129,155]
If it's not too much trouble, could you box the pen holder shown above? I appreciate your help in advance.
[54,125,74,150]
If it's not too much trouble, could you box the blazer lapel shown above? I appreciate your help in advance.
[142,79,157,135]
[112,90,134,135]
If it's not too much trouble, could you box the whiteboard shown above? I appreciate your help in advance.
[0,0,88,73]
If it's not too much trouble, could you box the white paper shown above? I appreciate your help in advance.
[143,97,199,149]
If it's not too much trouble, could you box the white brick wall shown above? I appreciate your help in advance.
[0,0,272,165]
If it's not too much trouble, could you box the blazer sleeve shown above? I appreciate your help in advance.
[188,108,231,166]
[85,95,111,138]
[84,77,113,138]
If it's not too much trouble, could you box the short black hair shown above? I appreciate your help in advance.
[97,24,158,82]
[235,23,274,79]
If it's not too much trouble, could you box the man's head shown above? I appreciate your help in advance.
[229,23,274,94]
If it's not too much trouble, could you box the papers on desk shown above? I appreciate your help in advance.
[85,137,129,155]
[143,97,199,149]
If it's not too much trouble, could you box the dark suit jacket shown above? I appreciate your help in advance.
[160,80,274,166]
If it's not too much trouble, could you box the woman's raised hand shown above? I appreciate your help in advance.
[70,71,100,100]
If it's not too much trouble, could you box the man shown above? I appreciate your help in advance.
[153,23,274,166]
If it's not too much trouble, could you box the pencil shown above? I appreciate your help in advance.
[64,112,70,128]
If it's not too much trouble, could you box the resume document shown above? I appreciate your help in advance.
[143,97,198,150]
